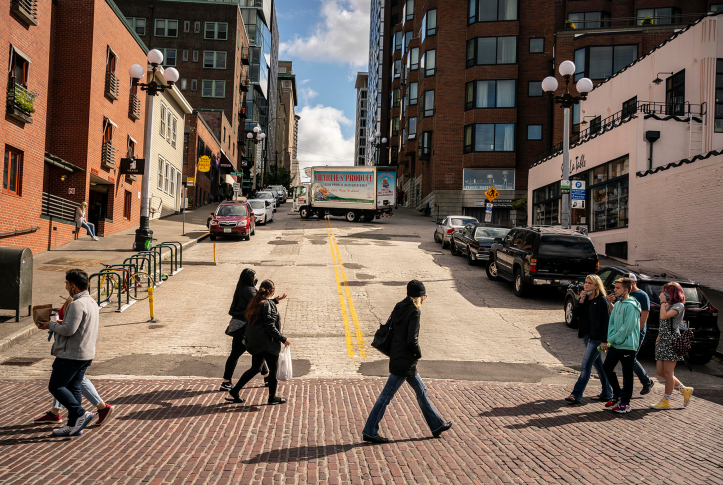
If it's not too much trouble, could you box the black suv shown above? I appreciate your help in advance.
[486,227,598,297]
[564,266,720,365]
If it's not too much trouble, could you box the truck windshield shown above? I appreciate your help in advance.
[537,236,596,258]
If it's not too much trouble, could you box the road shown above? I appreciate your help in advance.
[1,204,722,484]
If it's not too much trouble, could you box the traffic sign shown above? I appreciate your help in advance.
[484,185,500,202]
[572,200,586,209]
[485,203,493,222]
[233,182,241,192]
[198,155,211,173]
[571,180,586,201]
[561,180,571,190]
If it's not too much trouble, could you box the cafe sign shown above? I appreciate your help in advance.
[198,155,211,173]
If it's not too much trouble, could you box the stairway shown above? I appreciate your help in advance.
[689,118,703,157]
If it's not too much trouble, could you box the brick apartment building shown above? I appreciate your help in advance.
[354,72,368,166]
[1,0,149,254]
[274,60,297,173]
[372,0,719,223]
[183,113,224,207]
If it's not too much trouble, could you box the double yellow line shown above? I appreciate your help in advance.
[325,217,367,359]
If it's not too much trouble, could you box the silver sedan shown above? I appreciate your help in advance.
[433,215,479,248]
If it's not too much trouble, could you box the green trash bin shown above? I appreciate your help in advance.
[0,247,33,322]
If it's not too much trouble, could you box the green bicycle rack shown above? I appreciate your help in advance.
[152,242,184,277]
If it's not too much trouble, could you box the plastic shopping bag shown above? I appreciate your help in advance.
[276,346,293,382]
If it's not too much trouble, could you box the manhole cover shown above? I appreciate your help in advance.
[45,258,109,267]
[2,357,44,367]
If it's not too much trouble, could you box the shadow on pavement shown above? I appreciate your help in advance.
[117,402,261,421]
[110,388,218,405]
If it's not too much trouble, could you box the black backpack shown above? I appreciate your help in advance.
[371,314,394,357]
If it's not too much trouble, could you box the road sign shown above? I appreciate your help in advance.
[187,177,195,187]
[484,185,500,202]
[198,155,211,173]
[230,172,244,177]
[484,203,493,222]
[233,182,241,192]
[572,200,586,209]
[561,179,571,189]
[571,180,586,201]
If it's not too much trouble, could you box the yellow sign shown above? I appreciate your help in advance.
[186,177,195,187]
[485,185,500,203]
[198,155,211,173]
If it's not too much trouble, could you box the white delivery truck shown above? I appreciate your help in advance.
[295,166,396,222]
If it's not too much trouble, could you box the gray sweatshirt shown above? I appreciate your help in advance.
[48,290,99,360]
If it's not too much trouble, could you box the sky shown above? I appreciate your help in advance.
[274,0,370,179]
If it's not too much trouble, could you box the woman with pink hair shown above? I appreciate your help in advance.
[650,282,693,409]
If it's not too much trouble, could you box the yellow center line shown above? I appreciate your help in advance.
[325,217,355,359]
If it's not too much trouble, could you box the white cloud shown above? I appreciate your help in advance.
[280,0,370,67]
[300,87,319,106]
[297,104,355,179]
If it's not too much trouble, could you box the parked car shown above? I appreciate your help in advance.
[264,188,283,206]
[486,226,599,297]
[563,266,720,365]
[269,185,288,202]
[449,223,510,265]
[209,201,255,241]
[256,191,277,212]
[433,216,478,249]
[247,199,274,224]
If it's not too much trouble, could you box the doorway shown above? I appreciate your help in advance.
[88,173,113,233]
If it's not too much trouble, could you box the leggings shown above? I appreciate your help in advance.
[231,351,279,399]
[224,333,269,380]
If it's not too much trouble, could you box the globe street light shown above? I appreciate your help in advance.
[368,132,387,166]
[541,62,592,230]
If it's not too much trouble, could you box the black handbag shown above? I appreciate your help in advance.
[672,322,694,357]
[371,314,394,356]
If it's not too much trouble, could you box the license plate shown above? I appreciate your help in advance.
[224,228,232,233]
[559,280,571,286]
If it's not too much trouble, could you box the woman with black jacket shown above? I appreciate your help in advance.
[565,274,613,404]
[226,280,290,405]
[362,280,452,443]
[220,269,285,391]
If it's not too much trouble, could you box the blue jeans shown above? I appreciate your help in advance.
[81,221,96,238]
[52,376,102,410]
[571,336,612,401]
[633,325,651,385]
[48,358,92,426]
[363,373,446,438]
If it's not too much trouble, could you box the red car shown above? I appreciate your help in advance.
[209,202,255,241]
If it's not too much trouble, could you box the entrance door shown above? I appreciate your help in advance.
[88,184,109,228]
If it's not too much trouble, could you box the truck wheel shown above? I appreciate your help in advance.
[345,211,358,223]
[513,267,529,297]
[564,297,577,328]
[486,258,501,281]
[300,207,310,219]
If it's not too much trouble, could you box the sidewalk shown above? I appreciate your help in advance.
[0,205,217,350]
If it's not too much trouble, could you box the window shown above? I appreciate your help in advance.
[391,147,398,165]
[191,79,197,91]
[391,13,399,26]
[468,0,518,23]
[463,124,515,152]
[589,116,602,133]
[409,47,419,70]
[528,81,543,97]
[361,90,367,99]
[466,36,516,67]
[392,117,400,136]
[205,22,228,40]
[529,38,544,53]
[358,157,365,165]
[155,19,178,37]
[127,18,146,36]
[421,9,437,44]
[420,49,436,78]
[164,161,170,193]
[359,128,366,138]
[194,21,201,33]
[394,31,402,51]
[666,69,685,116]
[360,109,367,118]
[421,90,434,117]
[567,12,610,29]
[573,45,638,81]
[359,147,365,156]
[621,96,637,118]
[167,110,172,141]
[192,50,199,62]
[418,131,432,158]
[2,147,22,196]
[170,168,176,195]
[589,160,629,232]
[124,191,132,220]
[394,59,401,78]
[527,125,542,140]
[715,60,723,132]
[637,7,681,25]
[408,117,417,139]
[203,51,227,69]
[155,48,176,66]
[184,20,190,32]
[159,103,167,138]
[405,0,414,21]
[171,116,178,147]
[463,168,515,190]
[202,80,225,98]
[404,31,413,53]
[408,82,418,105]
[466,80,515,109]
[157,157,164,190]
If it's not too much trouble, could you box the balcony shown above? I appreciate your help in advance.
[128,93,141,120]
[11,0,37,26]
[105,71,120,100]
[6,82,35,124]
[563,13,704,31]
[102,142,116,169]
[241,47,249,66]
[240,79,250,92]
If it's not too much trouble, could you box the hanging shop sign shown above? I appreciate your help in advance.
[198,156,211,173]
[119,157,145,175]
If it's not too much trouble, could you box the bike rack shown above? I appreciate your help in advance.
[153,242,183,276]
[135,250,160,285]
[96,266,137,312]
[89,271,121,311]
[123,253,153,289]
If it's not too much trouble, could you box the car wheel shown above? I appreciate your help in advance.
[467,250,476,266]
[300,207,310,219]
[450,240,459,256]
[251,226,255,236]
[486,258,501,281]
[513,267,529,297]
[433,231,440,243]
[687,351,713,365]
[441,236,449,249]
[564,297,577,328]
[210,235,217,241]
[345,211,358,223]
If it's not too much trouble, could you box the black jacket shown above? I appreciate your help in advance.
[388,298,423,377]
[572,294,610,341]
[229,269,257,320]
[244,300,287,356]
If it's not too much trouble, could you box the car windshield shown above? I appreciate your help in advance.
[642,283,707,307]
[216,205,247,217]
[537,236,596,257]
[271,186,283,191]
[450,218,477,226]
[249,201,265,209]
[257,193,272,199]
[475,227,509,239]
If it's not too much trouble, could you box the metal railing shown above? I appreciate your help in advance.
[7,82,35,116]
[11,0,37,24]
[564,13,706,30]
[105,71,120,100]
[102,142,116,168]
[129,93,141,119]
[241,47,249,65]
[41,192,79,223]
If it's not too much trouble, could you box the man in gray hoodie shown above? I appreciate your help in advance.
[38,269,99,437]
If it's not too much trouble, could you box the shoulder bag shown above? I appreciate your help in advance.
[671,319,694,357]
[225,318,246,337]
[371,314,394,357]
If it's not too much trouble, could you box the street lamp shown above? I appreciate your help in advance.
[541,62,593,230]
[128,49,180,250]
[368,131,387,166]
[246,126,266,189]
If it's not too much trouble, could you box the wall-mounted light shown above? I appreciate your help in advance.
[60,174,67,181]
[652,72,673,85]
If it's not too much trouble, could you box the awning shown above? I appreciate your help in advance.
[44,153,84,173]
[104,117,118,128]
[225,174,236,184]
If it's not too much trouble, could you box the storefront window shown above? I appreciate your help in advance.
[591,179,628,231]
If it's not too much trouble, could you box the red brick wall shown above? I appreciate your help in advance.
[184,114,222,207]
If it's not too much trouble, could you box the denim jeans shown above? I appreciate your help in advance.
[52,376,101,410]
[633,325,651,385]
[571,336,612,401]
[363,373,446,438]
[48,358,92,426]
[81,221,96,238]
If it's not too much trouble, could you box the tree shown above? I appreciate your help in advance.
[264,164,293,192]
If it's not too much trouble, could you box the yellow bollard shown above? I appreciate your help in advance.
[148,287,156,323]
[214,242,217,263]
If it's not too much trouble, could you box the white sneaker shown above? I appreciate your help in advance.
[68,411,94,436]
[52,425,73,437]
[92,236,99,241]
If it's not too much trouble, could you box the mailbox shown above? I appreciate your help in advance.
[0,247,33,322]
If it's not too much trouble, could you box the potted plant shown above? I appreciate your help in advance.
[641,16,654,25]
[510,196,528,226]
[565,20,576,29]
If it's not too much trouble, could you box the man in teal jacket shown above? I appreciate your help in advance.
[601,277,641,414]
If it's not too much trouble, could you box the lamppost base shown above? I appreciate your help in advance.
[134,217,154,251]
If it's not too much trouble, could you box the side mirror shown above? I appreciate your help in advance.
[493,237,503,244]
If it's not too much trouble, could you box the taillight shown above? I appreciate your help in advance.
[558,232,570,235]
[447,228,455,234]
[596,261,599,270]
[530,258,537,273]
[707,304,719,317]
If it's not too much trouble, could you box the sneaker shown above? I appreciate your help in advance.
[680,387,694,407]
[650,398,671,410]
[92,236,99,241]
[219,382,233,392]
[432,421,453,438]
[52,425,76,437]
[604,398,620,408]
[641,379,655,395]
[96,405,113,426]
[267,396,287,405]
[34,411,61,424]
[612,404,631,414]
[68,412,94,436]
